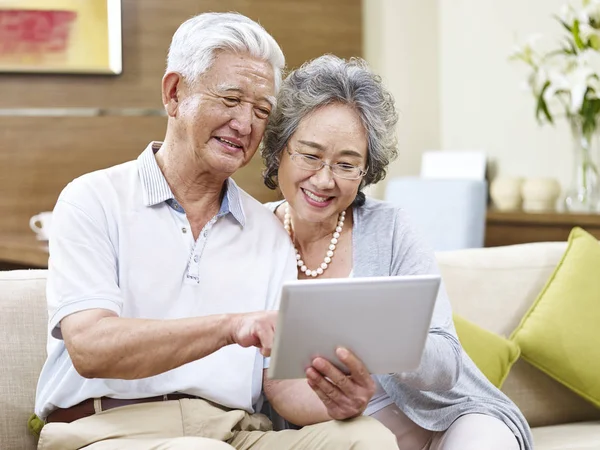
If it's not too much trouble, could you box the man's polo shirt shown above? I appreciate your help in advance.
[35,142,296,419]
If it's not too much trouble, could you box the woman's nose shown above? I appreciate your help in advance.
[311,165,335,189]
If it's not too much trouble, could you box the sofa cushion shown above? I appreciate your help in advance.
[511,227,600,408]
[437,242,568,336]
[437,242,600,427]
[501,359,600,428]
[453,314,519,388]
[0,270,48,450]
[531,421,600,450]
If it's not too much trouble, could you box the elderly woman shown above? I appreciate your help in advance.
[261,55,533,450]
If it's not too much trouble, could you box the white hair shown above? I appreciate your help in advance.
[166,12,285,91]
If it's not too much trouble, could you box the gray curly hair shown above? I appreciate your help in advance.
[261,54,399,206]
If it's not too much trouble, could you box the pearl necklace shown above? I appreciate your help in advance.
[283,205,346,278]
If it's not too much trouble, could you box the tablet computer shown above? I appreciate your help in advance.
[267,274,441,380]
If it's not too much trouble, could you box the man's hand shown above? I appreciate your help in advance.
[306,347,375,420]
[230,311,278,356]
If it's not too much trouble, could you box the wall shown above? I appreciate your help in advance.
[0,0,362,236]
[362,0,440,198]
[439,0,573,190]
[364,0,578,199]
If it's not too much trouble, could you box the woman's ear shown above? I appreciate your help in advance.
[162,72,183,117]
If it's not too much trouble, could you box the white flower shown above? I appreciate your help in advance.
[544,71,568,100]
[588,74,600,96]
[579,48,600,95]
[570,66,594,111]
[579,23,598,40]
[545,59,595,113]
[509,34,545,66]
[512,0,600,127]
[532,67,550,93]
[560,4,577,24]
[578,9,590,24]
[582,0,600,24]
[579,48,600,72]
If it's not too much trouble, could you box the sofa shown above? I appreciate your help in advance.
[1,241,599,450]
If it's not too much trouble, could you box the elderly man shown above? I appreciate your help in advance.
[34,12,398,450]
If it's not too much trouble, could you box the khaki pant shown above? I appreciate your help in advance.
[38,398,399,450]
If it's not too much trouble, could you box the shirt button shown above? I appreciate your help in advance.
[182,228,187,233]
[193,255,199,262]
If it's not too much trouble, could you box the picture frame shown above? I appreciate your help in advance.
[0,0,122,75]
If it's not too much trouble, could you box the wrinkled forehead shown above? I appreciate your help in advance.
[291,104,368,155]
[200,51,276,101]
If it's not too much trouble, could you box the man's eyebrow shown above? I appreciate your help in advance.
[216,84,276,108]
[297,140,364,159]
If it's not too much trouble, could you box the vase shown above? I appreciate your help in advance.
[521,178,561,212]
[490,177,523,211]
[563,120,600,213]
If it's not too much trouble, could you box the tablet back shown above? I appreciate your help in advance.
[268,275,441,380]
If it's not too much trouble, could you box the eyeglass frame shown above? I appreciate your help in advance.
[285,146,368,180]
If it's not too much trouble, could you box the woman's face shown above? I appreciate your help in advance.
[277,103,368,224]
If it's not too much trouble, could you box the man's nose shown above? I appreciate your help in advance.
[230,104,253,136]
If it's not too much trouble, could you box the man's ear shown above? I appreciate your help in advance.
[162,72,183,117]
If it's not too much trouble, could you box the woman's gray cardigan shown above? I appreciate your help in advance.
[266,198,532,450]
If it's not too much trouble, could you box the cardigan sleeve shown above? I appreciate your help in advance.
[388,209,463,392]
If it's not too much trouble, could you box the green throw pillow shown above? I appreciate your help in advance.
[454,314,520,388]
[511,227,600,407]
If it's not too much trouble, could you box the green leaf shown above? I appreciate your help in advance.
[573,20,585,49]
[567,38,578,54]
[581,96,600,136]
[548,48,570,57]
[591,34,600,50]
[536,81,554,124]
[556,15,573,33]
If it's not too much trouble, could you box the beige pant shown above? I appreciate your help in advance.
[372,404,520,450]
[38,398,399,450]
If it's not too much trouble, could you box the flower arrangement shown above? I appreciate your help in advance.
[511,1,600,132]
[511,0,600,212]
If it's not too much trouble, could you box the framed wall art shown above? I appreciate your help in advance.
[0,0,122,74]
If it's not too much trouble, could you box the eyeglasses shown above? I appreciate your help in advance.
[286,147,368,180]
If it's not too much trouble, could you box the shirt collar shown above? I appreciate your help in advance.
[137,142,246,227]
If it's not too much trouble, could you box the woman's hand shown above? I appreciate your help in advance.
[306,347,375,420]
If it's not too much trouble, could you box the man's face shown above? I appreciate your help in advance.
[172,51,275,176]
